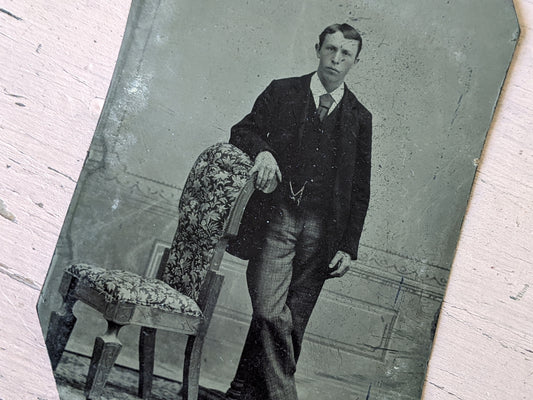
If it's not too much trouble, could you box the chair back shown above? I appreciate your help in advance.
[161,143,253,301]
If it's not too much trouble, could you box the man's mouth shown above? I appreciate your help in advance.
[326,67,339,73]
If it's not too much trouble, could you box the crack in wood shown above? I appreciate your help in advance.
[428,381,465,400]
[510,283,529,301]
[0,8,22,21]
[61,67,91,88]
[3,89,26,99]
[47,166,77,183]
[0,262,40,291]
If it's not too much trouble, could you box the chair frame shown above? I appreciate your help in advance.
[46,177,256,400]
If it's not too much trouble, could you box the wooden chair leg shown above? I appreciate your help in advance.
[84,321,124,400]
[182,334,206,400]
[138,327,157,399]
[45,273,78,370]
[180,271,225,400]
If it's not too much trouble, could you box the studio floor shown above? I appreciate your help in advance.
[53,351,226,400]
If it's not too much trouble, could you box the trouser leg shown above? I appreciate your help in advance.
[229,204,328,400]
[287,210,329,363]
[240,203,298,400]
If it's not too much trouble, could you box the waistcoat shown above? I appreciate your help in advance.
[279,93,340,211]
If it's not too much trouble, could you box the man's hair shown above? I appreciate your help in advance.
[318,23,362,58]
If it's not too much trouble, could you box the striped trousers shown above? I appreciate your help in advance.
[227,200,330,400]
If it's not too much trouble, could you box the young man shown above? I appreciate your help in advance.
[227,23,372,400]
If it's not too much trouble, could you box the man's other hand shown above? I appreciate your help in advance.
[327,250,352,278]
[250,151,282,193]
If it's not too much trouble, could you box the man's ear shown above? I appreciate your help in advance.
[315,43,320,57]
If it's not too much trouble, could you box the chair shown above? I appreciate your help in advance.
[45,143,255,400]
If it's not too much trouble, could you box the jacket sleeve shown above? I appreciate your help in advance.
[339,110,372,260]
[229,81,278,161]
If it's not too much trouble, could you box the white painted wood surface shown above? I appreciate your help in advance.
[0,2,130,399]
[0,1,531,399]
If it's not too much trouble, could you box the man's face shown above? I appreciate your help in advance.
[315,31,360,91]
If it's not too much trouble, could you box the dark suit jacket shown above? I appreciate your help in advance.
[229,72,372,260]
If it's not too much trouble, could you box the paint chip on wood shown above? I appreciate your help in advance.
[0,199,16,222]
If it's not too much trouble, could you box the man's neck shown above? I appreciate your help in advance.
[317,73,343,93]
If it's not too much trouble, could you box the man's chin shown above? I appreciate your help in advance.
[323,76,341,88]
[318,70,342,90]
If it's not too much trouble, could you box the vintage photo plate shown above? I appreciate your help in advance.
[38,1,519,399]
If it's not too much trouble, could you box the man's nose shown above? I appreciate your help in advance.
[332,51,341,64]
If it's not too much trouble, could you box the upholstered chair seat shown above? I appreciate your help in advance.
[45,143,256,400]
[66,264,203,317]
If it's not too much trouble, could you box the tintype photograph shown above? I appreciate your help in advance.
[37,1,518,399]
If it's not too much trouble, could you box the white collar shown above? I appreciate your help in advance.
[310,72,345,108]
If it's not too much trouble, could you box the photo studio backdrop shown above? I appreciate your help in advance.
[38,1,518,399]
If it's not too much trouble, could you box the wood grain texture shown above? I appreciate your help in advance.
[0,2,129,399]
[0,1,531,400]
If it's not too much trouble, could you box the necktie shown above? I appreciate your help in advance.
[317,93,334,122]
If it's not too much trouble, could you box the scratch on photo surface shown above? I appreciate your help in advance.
[366,383,372,399]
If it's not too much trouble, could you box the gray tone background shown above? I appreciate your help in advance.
[37,1,518,399]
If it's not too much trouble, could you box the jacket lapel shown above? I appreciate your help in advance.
[288,74,313,147]
[333,88,361,231]
[336,89,360,172]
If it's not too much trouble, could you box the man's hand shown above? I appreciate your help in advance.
[327,250,352,278]
[250,151,282,193]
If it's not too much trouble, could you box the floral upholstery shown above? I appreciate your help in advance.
[66,264,202,317]
[161,143,253,301]
[64,143,252,315]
